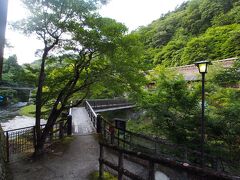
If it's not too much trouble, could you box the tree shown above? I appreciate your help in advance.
[16,0,144,153]
[0,0,8,80]
[135,0,240,67]
[2,55,22,82]
[140,67,200,145]
[15,0,107,153]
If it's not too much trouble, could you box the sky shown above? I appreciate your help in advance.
[5,0,186,64]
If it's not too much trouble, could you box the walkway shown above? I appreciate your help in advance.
[9,135,100,180]
[9,106,149,180]
[71,107,95,135]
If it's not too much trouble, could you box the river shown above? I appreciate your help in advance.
[0,102,46,131]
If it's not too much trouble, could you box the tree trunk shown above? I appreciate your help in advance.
[0,0,8,80]
[35,50,47,154]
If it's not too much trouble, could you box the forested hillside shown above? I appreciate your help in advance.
[135,0,240,67]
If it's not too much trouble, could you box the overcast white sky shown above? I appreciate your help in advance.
[5,0,186,64]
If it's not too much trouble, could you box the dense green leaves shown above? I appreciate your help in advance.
[134,63,240,162]
[135,0,240,67]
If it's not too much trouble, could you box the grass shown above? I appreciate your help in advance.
[19,104,48,117]
[19,104,35,117]
[88,171,117,180]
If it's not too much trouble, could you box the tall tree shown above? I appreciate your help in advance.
[0,0,8,80]
[15,0,106,153]
[38,18,144,151]
[16,0,144,153]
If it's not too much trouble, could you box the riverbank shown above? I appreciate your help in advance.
[0,103,46,131]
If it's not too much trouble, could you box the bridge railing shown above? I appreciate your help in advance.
[84,100,239,178]
[3,116,72,162]
[86,99,134,109]
[98,117,240,178]
[85,100,98,129]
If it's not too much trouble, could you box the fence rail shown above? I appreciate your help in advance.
[84,100,240,179]
[99,116,240,175]
[3,116,72,162]
[87,99,134,110]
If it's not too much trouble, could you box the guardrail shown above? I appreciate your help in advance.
[86,99,134,109]
[84,100,240,179]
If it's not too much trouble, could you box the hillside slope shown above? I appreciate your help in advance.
[135,0,240,67]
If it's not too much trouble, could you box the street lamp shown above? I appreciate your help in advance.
[194,60,211,168]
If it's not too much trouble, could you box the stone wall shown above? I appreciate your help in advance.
[0,126,6,180]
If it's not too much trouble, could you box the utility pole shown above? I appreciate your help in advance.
[0,0,9,81]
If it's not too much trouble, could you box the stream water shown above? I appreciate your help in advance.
[0,102,46,131]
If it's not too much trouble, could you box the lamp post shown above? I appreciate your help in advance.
[195,60,211,168]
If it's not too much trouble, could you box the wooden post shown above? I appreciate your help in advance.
[5,131,9,162]
[148,161,155,180]
[118,151,124,180]
[67,115,72,135]
[59,121,64,139]
[99,144,104,179]
[97,115,102,133]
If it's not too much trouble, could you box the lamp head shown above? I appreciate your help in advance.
[195,60,211,73]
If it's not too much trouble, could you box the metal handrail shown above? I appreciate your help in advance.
[84,100,239,175]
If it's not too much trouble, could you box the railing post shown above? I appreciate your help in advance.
[59,121,64,139]
[97,114,102,133]
[118,151,124,180]
[67,115,72,136]
[184,146,188,161]
[99,143,104,179]
[5,131,9,162]
[33,126,36,153]
[148,161,155,180]
[103,120,106,139]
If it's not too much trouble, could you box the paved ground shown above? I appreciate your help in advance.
[71,107,95,135]
[8,108,149,180]
[9,135,100,180]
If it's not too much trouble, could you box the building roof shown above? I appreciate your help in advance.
[172,58,237,81]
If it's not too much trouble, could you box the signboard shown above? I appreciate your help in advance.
[114,118,126,131]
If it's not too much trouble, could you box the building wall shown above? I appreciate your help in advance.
[173,57,237,81]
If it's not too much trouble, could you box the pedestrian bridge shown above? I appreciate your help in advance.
[71,99,135,135]
[70,99,239,180]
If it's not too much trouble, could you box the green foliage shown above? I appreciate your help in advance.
[135,0,240,67]
[0,89,17,98]
[19,104,48,117]
[212,60,240,87]
[135,64,240,161]
[16,0,145,110]
[2,55,36,86]
[19,104,35,117]
[139,67,200,145]
[181,24,240,64]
